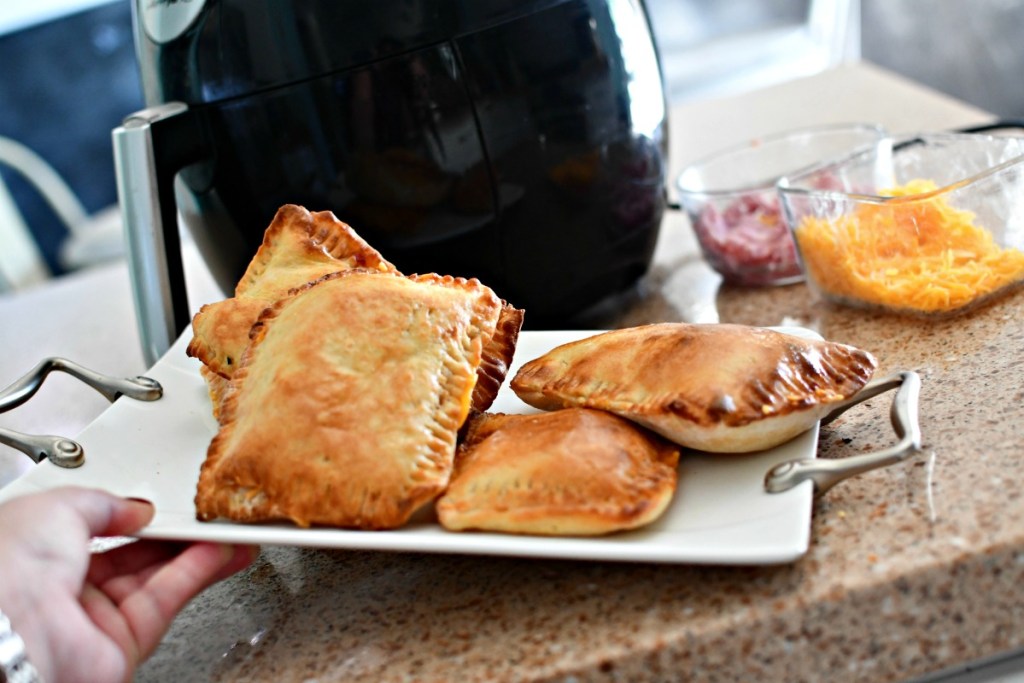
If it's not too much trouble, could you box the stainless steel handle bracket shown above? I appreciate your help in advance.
[764,371,922,496]
[0,359,163,468]
[0,429,84,468]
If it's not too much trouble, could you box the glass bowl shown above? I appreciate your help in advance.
[779,133,1024,316]
[675,124,887,287]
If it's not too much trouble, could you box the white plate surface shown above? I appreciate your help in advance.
[0,328,817,565]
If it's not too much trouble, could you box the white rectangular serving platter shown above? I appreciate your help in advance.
[0,328,817,565]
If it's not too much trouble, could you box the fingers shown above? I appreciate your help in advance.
[78,493,155,539]
[87,540,188,589]
[91,541,257,602]
[79,584,141,679]
[0,487,156,598]
[16,487,155,540]
[116,544,257,659]
[214,543,259,582]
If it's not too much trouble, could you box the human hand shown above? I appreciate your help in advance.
[0,486,257,683]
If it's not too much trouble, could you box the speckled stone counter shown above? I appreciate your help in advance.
[134,65,1020,683]
[136,205,1024,682]
[4,63,1018,683]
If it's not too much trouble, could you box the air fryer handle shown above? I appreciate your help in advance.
[112,102,208,367]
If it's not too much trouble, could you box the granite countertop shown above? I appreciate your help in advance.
[3,63,1019,683]
[135,205,1024,682]
[121,66,1024,682]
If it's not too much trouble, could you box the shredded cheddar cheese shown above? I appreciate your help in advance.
[794,179,1024,314]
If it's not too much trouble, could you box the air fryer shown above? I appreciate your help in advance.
[114,0,670,364]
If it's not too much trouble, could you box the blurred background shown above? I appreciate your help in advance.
[1,0,1022,292]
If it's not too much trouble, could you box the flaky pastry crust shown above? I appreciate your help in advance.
[195,270,503,529]
[437,408,680,536]
[510,323,877,453]
[470,303,524,413]
[186,205,396,378]
[199,365,233,424]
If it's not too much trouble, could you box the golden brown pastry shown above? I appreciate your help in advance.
[195,300,521,421]
[195,269,503,529]
[437,408,680,536]
[187,204,397,378]
[199,365,233,424]
[510,323,877,453]
[470,303,524,413]
[188,204,523,414]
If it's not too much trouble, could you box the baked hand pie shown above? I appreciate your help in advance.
[436,408,680,536]
[195,269,503,529]
[510,323,877,453]
[187,204,397,378]
[196,301,522,426]
[188,204,523,415]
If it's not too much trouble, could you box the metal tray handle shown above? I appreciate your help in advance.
[764,371,922,496]
[0,430,85,468]
[0,359,162,468]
